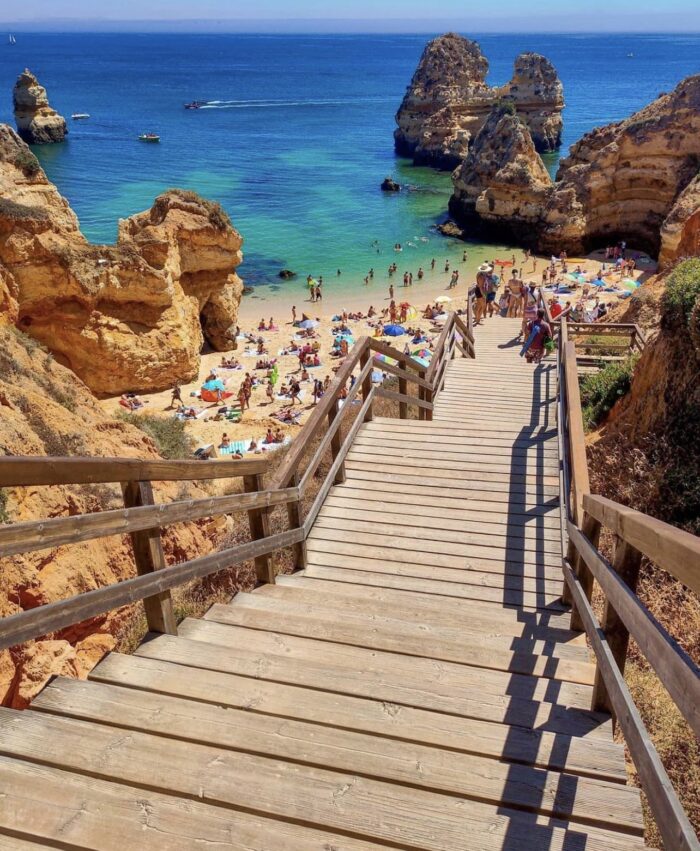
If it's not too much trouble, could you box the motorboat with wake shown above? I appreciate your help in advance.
[184,101,206,109]
[72,113,90,120]
[138,132,160,143]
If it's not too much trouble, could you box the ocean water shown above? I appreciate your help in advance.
[0,32,698,296]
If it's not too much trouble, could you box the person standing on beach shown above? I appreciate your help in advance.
[291,305,297,325]
[316,285,322,302]
[431,258,436,270]
[389,283,394,300]
[418,267,424,280]
[237,383,247,414]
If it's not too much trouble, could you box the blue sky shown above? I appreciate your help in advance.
[2,0,700,31]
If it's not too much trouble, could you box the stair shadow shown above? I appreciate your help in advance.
[493,353,609,849]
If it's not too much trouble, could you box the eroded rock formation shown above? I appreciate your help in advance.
[13,69,67,145]
[659,175,700,269]
[449,74,700,257]
[0,324,218,707]
[394,33,563,169]
[449,108,553,243]
[0,125,244,395]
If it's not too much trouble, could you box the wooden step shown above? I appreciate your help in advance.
[89,652,627,782]
[32,677,642,834]
[0,710,642,851]
[210,595,593,681]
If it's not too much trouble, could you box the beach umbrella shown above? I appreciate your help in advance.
[383,324,406,337]
[621,279,640,291]
[435,295,452,304]
[373,353,397,366]
[371,370,385,383]
[404,305,419,321]
[477,263,494,273]
[298,318,319,329]
[203,378,225,392]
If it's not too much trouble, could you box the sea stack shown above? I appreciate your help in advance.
[447,74,700,257]
[449,106,553,243]
[394,33,563,169]
[13,69,68,144]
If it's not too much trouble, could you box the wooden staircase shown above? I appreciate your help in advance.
[0,315,650,850]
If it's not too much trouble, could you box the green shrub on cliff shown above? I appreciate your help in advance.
[580,355,638,431]
[12,149,41,176]
[664,258,700,326]
[119,412,193,460]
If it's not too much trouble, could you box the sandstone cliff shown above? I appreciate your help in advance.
[0,325,217,708]
[13,69,67,145]
[659,175,700,269]
[0,125,244,395]
[449,107,553,243]
[448,74,700,257]
[394,33,563,169]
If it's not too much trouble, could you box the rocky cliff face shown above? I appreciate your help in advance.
[449,108,553,242]
[394,33,563,169]
[659,175,700,269]
[0,325,216,708]
[449,74,700,257]
[0,125,244,395]
[13,69,67,145]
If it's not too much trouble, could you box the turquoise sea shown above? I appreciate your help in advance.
[0,33,698,296]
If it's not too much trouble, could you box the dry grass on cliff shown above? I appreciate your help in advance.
[587,262,700,846]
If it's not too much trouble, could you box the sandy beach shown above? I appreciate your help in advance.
[101,246,655,455]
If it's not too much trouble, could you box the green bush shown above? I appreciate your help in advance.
[580,355,638,431]
[664,258,700,327]
[13,149,41,176]
[119,412,193,459]
[0,489,8,524]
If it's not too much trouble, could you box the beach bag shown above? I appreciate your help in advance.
[544,336,556,354]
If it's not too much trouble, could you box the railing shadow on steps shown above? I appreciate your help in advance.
[0,303,475,655]
[545,298,700,851]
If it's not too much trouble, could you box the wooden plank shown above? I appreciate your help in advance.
[354,431,559,454]
[372,356,433,389]
[0,836,54,850]
[0,710,639,851]
[172,620,597,717]
[368,338,426,373]
[570,512,602,633]
[326,481,560,520]
[375,388,434,411]
[563,341,591,526]
[90,652,626,782]
[346,442,560,473]
[561,561,698,851]
[304,548,566,610]
[312,512,563,559]
[286,472,307,571]
[0,485,299,559]
[0,755,380,851]
[0,455,267,487]
[206,597,594,682]
[0,526,303,651]
[344,464,560,497]
[121,480,177,636]
[319,499,562,541]
[584,494,700,596]
[307,525,563,572]
[592,537,642,715]
[269,576,585,643]
[569,522,700,738]
[33,677,641,832]
[244,473,275,585]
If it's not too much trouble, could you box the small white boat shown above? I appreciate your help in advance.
[71,113,90,120]
[8,34,16,45]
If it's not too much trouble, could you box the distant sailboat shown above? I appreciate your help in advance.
[8,34,16,45]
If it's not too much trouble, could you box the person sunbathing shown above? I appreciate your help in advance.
[258,318,267,331]
[120,394,143,410]
[274,428,284,443]
[264,428,275,444]
[256,341,267,355]
[249,438,258,451]
[219,433,231,449]
[184,407,198,419]
[300,367,310,381]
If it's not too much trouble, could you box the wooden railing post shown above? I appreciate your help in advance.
[243,473,275,585]
[417,369,426,421]
[327,401,347,484]
[359,346,374,423]
[399,378,408,420]
[121,480,177,635]
[570,510,602,632]
[591,536,643,716]
[286,471,307,571]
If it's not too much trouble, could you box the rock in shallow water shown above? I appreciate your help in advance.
[13,69,67,145]
[380,176,401,192]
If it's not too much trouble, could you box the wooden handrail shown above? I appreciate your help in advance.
[0,455,267,487]
[561,558,699,851]
[584,495,700,596]
[0,486,299,559]
[0,526,303,652]
[555,311,700,849]
[569,521,700,739]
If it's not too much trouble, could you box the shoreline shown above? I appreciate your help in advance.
[102,244,655,456]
